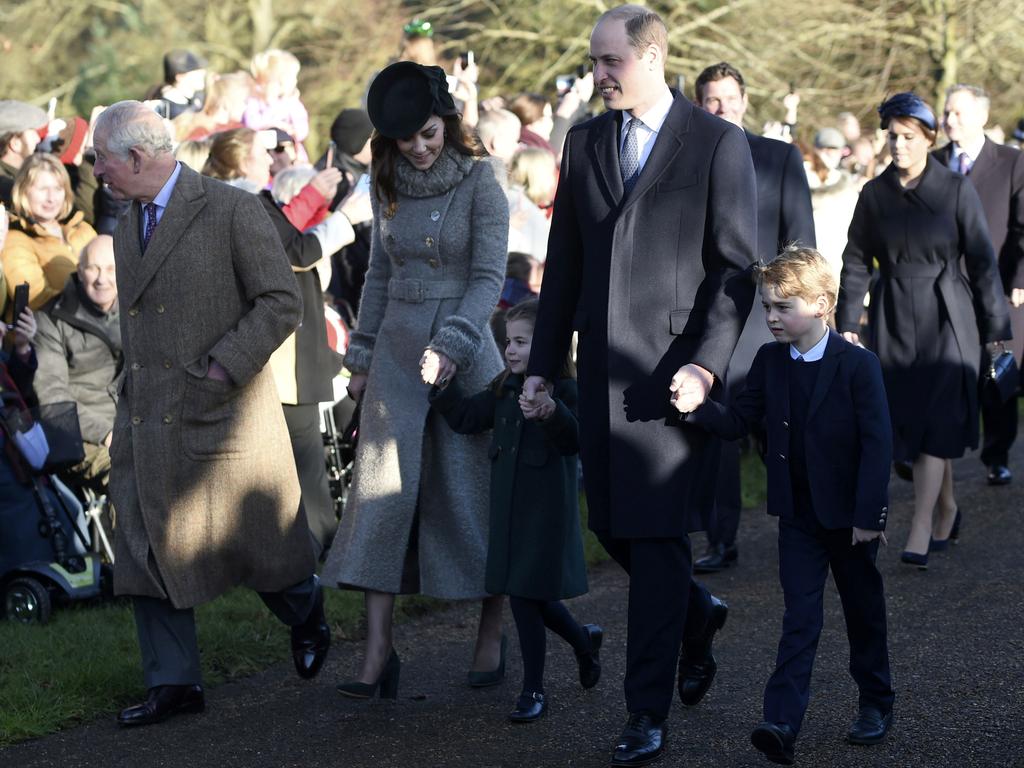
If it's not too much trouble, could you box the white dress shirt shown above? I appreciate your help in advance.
[790,328,830,362]
[619,87,675,174]
[947,136,985,170]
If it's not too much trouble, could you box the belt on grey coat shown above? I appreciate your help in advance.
[388,278,468,303]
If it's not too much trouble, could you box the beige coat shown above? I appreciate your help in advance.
[108,165,314,609]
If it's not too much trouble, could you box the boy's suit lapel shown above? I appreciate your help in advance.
[806,330,844,421]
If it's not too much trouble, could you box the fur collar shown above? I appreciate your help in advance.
[394,145,476,198]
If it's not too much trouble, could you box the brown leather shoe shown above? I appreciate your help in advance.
[117,685,204,727]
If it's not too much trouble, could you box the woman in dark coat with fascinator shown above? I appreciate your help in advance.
[836,93,1011,568]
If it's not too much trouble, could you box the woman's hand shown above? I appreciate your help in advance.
[10,307,37,354]
[1011,288,1024,308]
[519,388,555,421]
[420,349,456,387]
[841,331,861,346]
[310,167,342,201]
[347,373,368,402]
[340,183,373,226]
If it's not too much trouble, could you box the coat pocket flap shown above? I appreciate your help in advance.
[670,309,697,335]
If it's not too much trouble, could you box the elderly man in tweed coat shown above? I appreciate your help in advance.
[92,101,330,727]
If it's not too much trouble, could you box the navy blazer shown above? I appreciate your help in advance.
[688,330,893,531]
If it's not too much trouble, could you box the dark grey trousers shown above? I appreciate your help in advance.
[132,575,319,688]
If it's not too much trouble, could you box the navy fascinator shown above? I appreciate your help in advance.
[877,92,936,131]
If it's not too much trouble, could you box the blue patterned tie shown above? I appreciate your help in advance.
[620,117,640,194]
[958,151,972,175]
[142,202,158,251]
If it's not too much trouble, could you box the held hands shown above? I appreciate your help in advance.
[421,349,456,387]
[519,385,555,421]
[852,527,887,546]
[669,363,714,414]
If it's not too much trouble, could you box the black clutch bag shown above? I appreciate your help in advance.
[987,349,1019,404]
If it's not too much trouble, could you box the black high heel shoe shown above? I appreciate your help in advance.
[576,624,603,689]
[337,649,400,699]
[900,551,928,570]
[467,634,507,688]
[949,509,962,541]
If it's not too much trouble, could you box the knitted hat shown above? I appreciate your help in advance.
[329,109,374,156]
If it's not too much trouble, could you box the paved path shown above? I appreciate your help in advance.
[3,449,1023,768]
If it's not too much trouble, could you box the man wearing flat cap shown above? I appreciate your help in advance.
[0,100,49,207]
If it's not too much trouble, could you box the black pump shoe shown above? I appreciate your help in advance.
[337,648,401,699]
[576,624,603,689]
[467,634,507,688]
[508,691,546,723]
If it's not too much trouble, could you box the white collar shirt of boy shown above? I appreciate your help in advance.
[790,328,829,362]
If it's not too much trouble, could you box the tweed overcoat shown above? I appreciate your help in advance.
[108,165,314,609]
[322,148,508,599]
[430,375,587,602]
[836,157,1011,461]
[528,92,758,539]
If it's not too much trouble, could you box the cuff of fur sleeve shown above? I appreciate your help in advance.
[429,315,482,372]
[343,334,375,374]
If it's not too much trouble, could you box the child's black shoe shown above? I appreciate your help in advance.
[576,624,603,689]
[508,691,546,723]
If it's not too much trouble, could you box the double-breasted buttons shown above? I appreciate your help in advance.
[163,360,172,369]
[428,258,440,269]
[395,256,405,266]
[156,304,165,314]
[782,420,790,429]
[128,307,140,317]
[162,415,174,424]
[131,362,142,371]
[778,453,787,460]
[425,236,435,247]
[131,416,142,425]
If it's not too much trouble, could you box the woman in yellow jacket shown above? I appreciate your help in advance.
[2,153,96,312]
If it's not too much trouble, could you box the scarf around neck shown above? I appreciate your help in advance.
[393,144,476,199]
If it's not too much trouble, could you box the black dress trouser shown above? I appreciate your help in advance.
[597,534,712,720]
[763,513,894,733]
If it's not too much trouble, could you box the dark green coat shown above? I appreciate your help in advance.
[430,374,587,601]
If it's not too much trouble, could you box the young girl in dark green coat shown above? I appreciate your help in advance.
[430,299,602,723]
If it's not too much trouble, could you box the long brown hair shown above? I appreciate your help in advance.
[490,298,576,393]
[370,113,484,218]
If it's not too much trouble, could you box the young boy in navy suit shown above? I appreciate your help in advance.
[675,247,895,765]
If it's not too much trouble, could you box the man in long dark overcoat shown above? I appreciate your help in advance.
[92,102,330,727]
[524,6,758,765]
[692,61,816,573]
[935,84,1024,489]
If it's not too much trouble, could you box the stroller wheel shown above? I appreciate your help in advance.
[4,577,52,624]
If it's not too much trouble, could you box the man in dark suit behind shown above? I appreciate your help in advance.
[934,84,1024,488]
[692,62,816,573]
[524,6,758,765]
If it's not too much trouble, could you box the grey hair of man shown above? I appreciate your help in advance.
[946,83,991,112]
[94,100,174,159]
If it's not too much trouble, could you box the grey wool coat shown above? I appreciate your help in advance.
[322,147,508,599]
[108,164,316,609]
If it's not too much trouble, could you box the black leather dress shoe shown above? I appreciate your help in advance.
[508,691,547,723]
[847,706,892,745]
[693,544,738,574]
[987,464,1012,486]
[576,624,603,689]
[292,583,330,679]
[117,685,205,727]
[678,595,728,706]
[751,722,796,765]
[611,713,667,766]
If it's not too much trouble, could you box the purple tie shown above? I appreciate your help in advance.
[958,152,972,176]
[142,202,158,251]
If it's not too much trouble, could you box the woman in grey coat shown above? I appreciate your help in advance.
[321,62,509,697]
